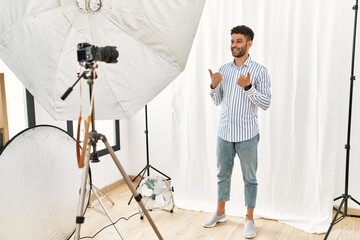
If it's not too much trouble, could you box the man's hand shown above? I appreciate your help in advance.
[209,69,222,89]
[238,72,251,88]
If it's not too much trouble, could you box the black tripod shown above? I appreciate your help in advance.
[128,105,171,205]
[324,1,360,239]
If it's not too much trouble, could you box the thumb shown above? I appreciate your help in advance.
[208,69,213,77]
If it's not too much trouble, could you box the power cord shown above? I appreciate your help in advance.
[79,211,141,239]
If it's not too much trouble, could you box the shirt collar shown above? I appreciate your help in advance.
[232,54,252,68]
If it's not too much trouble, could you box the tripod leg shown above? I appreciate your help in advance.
[131,165,148,183]
[101,135,164,240]
[74,139,92,240]
[128,166,148,205]
[349,196,360,206]
[150,165,171,180]
[348,196,360,218]
[324,197,346,240]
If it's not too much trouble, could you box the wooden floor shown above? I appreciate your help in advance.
[79,182,360,240]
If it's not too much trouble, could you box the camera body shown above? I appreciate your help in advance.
[77,43,119,63]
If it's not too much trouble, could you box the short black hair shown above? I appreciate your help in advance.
[231,25,254,41]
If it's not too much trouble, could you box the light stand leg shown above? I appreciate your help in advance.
[127,166,148,205]
[91,187,123,238]
[74,136,92,240]
[101,134,164,240]
[90,185,115,214]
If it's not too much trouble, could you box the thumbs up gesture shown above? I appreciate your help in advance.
[209,69,222,89]
[238,72,251,88]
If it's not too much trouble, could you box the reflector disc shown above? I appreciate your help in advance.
[0,125,83,239]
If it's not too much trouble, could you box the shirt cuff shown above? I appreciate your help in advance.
[244,85,256,95]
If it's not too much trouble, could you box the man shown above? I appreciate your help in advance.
[203,25,271,239]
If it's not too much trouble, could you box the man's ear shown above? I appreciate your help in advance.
[247,40,253,48]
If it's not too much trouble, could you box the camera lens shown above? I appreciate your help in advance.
[98,46,119,63]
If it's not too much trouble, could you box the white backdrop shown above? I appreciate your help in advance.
[170,0,360,233]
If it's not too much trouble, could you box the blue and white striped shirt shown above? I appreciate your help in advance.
[210,55,271,142]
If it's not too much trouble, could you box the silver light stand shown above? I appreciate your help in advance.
[89,185,116,215]
[65,63,163,240]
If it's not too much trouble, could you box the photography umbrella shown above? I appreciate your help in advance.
[0,0,206,120]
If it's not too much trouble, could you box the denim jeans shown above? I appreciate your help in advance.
[216,134,259,208]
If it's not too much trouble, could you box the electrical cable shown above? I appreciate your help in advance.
[79,212,141,239]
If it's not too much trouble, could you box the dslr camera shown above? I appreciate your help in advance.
[77,42,119,63]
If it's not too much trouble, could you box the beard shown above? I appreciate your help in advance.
[231,44,247,58]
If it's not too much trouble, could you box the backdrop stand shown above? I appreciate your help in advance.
[128,105,171,205]
[324,1,360,239]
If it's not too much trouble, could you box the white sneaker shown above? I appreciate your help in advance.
[244,219,256,239]
[202,213,227,228]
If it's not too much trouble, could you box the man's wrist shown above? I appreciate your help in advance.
[244,84,252,91]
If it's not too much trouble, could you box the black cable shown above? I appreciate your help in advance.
[79,212,141,239]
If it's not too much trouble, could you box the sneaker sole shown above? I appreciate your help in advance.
[202,217,228,228]
[244,232,256,239]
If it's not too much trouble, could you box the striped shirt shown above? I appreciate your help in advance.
[210,55,271,142]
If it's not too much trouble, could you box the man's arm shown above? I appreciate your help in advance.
[243,68,271,110]
[209,69,223,106]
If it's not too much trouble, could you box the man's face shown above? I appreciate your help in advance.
[231,33,252,58]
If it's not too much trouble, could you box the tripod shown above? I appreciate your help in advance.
[128,105,171,205]
[324,1,360,239]
[62,63,163,240]
[74,131,163,239]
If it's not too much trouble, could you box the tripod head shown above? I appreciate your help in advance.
[80,62,98,81]
[60,62,97,101]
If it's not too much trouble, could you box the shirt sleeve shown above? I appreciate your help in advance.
[210,82,223,106]
[245,67,271,110]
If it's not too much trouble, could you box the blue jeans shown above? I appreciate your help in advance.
[216,134,259,208]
